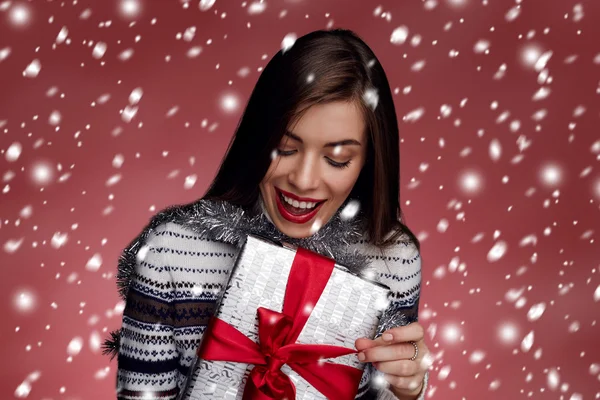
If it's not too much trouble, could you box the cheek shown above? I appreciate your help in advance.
[265,157,298,182]
[326,170,361,198]
[260,158,282,186]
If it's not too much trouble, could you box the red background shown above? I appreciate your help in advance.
[1,0,599,399]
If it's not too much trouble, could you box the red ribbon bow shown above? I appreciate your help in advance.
[197,247,363,400]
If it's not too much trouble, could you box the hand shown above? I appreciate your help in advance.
[355,322,431,399]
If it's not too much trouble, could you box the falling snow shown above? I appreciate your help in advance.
[487,241,508,262]
[199,0,216,12]
[281,33,297,53]
[390,26,409,45]
[1,1,598,399]
[23,59,41,78]
[339,199,360,221]
[92,42,108,59]
[6,142,22,162]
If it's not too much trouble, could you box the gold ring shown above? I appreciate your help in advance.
[409,341,418,361]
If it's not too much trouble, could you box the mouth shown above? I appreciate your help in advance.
[274,187,327,224]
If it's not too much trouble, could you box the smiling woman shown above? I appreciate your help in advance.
[203,29,418,249]
[110,28,429,400]
[259,101,368,236]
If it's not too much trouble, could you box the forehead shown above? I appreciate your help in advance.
[289,101,366,142]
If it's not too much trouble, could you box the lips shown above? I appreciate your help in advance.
[276,187,326,203]
[274,187,326,224]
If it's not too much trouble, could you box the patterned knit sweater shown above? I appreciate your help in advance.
[116,212,428,399]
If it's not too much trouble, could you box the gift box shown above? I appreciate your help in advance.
[178,234,390,400]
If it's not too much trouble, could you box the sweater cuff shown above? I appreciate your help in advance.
[376,369,429,400]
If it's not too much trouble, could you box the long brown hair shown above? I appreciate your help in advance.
[203,28,420,251]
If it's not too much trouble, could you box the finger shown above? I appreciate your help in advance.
[359,342,418,363]
[371,323,425,346]
[356,322,425,350]
[355,337,380,352]
[372,360,418,376]
[383,373,424,394]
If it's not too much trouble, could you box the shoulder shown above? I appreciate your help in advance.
[127,199,239,259]
[116,199,241,300]
[352,231,422,307]
[349,230,421,276]
[351,230,420,260]
[381,233,421,267]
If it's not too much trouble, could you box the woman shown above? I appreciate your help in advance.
[106,28,430,400]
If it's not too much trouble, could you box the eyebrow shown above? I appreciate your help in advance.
[284,130,362,147]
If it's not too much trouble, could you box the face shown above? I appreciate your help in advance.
[259,101,368,239]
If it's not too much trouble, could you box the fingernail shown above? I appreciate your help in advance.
[382,333,393,341]
[357,352,365,361]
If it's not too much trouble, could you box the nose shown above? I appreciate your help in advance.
[288,153,320,192]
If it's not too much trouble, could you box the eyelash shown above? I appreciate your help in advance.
[276,149,352,169]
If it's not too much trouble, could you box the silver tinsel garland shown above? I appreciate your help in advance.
[103,197,413,370]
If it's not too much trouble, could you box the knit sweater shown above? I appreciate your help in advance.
[115,208,428,400]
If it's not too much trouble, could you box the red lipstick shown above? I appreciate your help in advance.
[277,187,326,203]
[274,187,326,224]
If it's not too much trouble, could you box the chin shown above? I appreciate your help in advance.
[273,208,333,239]
[275,223,317,239]
[278,228,310,239]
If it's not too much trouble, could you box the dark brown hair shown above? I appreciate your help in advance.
[203,28,420,251]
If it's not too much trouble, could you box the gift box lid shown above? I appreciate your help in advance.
[245,233,390,292]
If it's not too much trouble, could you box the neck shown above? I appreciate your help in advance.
[258,194,274,224]
[193,197,371,276]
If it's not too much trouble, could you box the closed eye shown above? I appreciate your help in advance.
[276,149,296,156]
[326,158,352,169]
[276,149,352,169]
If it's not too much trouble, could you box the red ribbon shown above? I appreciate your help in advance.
[197,247,363,400]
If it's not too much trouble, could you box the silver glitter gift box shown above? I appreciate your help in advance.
[178,234,390,400]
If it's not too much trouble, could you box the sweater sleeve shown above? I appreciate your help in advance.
[116,224,181,400]
[355,240,429,400]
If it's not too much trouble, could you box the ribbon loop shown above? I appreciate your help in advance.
[257,307,293,357]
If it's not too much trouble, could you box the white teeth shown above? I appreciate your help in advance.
[281,193,318,209]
